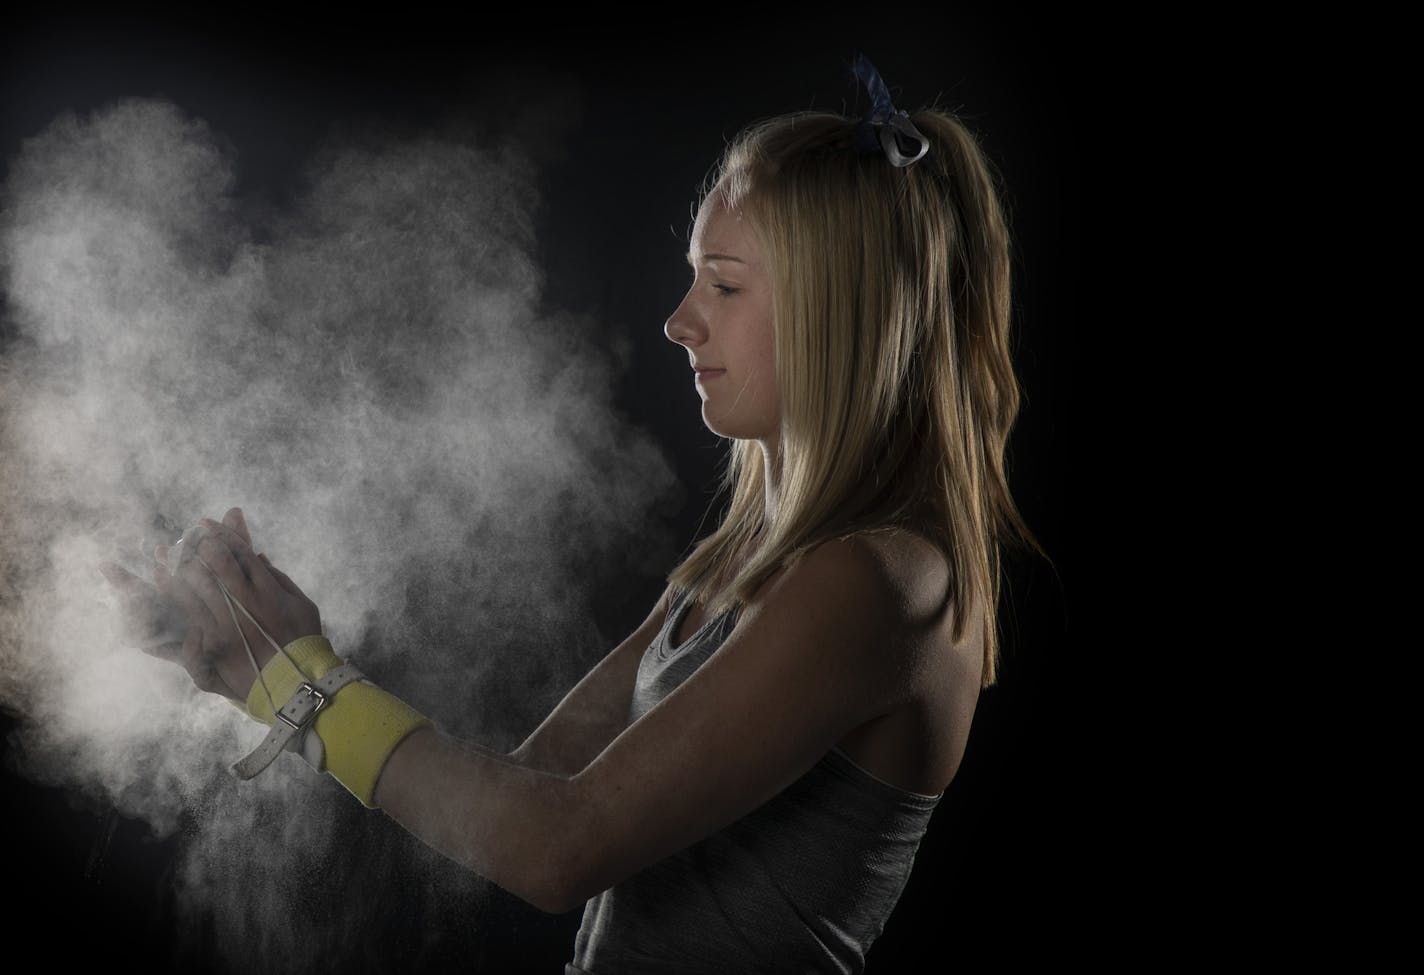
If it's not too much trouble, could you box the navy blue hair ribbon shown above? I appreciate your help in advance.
[850,53,929,168]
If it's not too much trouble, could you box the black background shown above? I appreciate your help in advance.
[2,8,1080,972]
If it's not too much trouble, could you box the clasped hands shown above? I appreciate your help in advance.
[99,507,322,705]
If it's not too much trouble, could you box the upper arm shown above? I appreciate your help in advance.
[563,537,931,905]
[510,583,674,776]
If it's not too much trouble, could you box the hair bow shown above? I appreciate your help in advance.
[850,53,929,168]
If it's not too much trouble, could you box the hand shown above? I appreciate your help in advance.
[97,558,186,658]
[163,510,322,703]
[97,507,256,655]
[98,507,253,699]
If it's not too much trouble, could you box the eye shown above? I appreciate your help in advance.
[712,284,739,297]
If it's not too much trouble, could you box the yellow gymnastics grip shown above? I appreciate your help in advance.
[245,635,431,808]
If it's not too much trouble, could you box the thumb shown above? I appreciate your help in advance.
[98,561,148,597]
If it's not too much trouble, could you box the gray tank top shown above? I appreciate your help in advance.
[567,585,942,974]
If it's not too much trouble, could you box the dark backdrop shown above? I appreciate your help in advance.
[1,8,1078,972]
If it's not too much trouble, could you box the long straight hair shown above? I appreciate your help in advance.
[666,109,1043,687]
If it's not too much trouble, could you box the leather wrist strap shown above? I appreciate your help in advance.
[232,663,365,780]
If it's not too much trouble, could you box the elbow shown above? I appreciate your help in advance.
[530,881,587,917]
[523,839,597,916]
[519,883,571,916]
[514,779,604,916]
[448,830,586,916]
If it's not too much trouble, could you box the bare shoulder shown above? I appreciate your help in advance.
[790,527,952,632]
[812,527,983,689]
[742,526,956,669]
[819,529,984,791]
[846,526,952,617]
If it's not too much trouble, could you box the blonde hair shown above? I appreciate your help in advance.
[667,108,1044,687]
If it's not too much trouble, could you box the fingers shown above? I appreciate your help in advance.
[167,557,265,677]
[171,516,320,651]
[172,526,258,628]
[198,519,311,607]
[175,559,242,650]
[104,508,267,705]
[180,534,287,662]
[222,507,252,548]
[191,526,253,593]
[195,519,264,590]
[100,560,183,652]
[179,624,237,700]
[163,569,254,700]
[158,507,249,578]
[161,570,222,641]
[141,638,186,665]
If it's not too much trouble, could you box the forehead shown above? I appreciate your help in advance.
[689,196,760,263]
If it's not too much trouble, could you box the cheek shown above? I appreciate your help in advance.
[759,318,777,377]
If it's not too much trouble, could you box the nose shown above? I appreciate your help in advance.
[664,287,705,350]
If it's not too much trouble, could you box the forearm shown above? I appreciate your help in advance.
[242,638,592,913]
[372,725,589,914]
[510,713,626,777]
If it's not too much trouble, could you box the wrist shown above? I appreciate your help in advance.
[312,680,431,808]
[238,635,430,809]
[244,634,340,724]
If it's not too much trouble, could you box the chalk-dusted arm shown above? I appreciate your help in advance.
[371,537,925,913]
[152,518,927,916]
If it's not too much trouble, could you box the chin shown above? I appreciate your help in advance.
[700,411,739,439]
[702,420,765,446]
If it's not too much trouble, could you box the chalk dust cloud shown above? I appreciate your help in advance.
[0,94,683,969]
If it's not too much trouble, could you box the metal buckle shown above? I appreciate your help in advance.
[277,682,327,730]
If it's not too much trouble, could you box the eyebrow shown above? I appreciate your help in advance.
[685,251,746,266]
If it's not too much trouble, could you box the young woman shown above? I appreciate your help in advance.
[102,56,1042,974]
